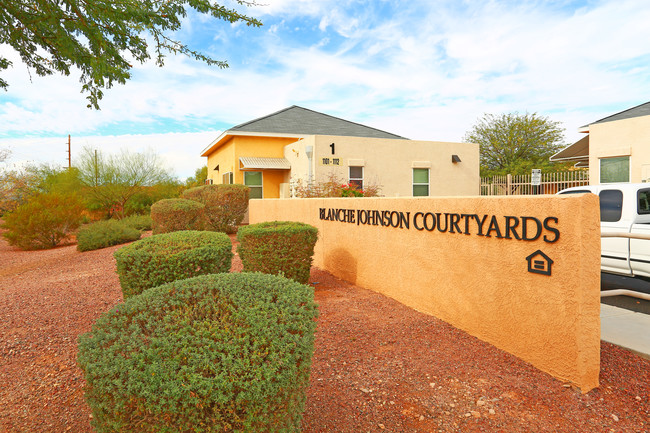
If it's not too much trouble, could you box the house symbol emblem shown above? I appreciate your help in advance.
[526,250,553,276]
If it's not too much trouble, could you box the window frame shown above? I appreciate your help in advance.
[638,188,650,215]
[412,168,430,197]
[349,166,363,191]
[222,172,233,185]
[244,171,263,199]
[599,156,630,184]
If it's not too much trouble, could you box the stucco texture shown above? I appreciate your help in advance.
[588,115,650,183]
[206,136,297,197]
[250,194,601,392]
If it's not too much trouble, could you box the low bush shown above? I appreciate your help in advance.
[292,172,382,198]
[1,192,85,250]
[120,214,153,231]
[78,272,318,433]
[237,221,318,284]
[76,220,142,252]
[182,184,249,234]
[150,198,205,234]
[114,231,232,299]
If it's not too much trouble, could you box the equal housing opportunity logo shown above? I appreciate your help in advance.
[319,207,559,275]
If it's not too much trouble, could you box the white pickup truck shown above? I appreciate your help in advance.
[559,183,650,293]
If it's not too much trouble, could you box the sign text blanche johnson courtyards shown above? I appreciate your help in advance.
[319,208,560,243]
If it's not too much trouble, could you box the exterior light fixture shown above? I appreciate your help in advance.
[305,145,314,184]
[452,155,461,163]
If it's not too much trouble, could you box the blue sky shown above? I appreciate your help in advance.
[2,0,650,179]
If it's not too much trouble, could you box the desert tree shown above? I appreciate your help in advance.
[0,0,262,108]
[185,165,208,188]
[464,112,572,176]
[76,146,175,217]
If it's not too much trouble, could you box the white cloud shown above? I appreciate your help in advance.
[3,0,650,155]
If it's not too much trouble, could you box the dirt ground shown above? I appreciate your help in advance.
[0,232,648,432]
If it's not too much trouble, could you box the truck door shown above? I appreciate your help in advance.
[630,188,650,278]
[599,189,632,275]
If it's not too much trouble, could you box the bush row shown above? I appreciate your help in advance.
[120,214,153,231]
[182,184,250,234]
[76,215,153,252]
[76,220,142,252]
[79,220,319,432]
[150,184,250,234]
[150,198,205,234]
[1,192,85,250]
[114,230,233,299]
[78,272,318,433]
[237,221,318,284]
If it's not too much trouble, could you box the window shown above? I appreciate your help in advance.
[413,168,429,196]
[638,189,650,215]
[222,172,233,184]
[244,171,263,199]
[599,189,623,222]
[600,156,629,183]
[349,166,363,190]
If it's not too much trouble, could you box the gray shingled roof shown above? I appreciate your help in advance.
[588,101,650,126]
[228,105,408,140]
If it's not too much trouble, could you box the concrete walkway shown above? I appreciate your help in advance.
[601,303,650,359]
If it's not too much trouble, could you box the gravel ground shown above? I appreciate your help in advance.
[0,231,648,432]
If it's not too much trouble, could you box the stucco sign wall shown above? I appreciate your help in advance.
[249,195,601,392]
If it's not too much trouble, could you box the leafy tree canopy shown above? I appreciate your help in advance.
[185,165,207,188]
[0,1,262,108]
[0,162,82,215]
[464,112,573,177]
[76,146,175,217]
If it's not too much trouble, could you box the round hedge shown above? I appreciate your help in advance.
[77,219,141,252]
[150,198,205,234]
[237,221,318,284]
[114,231,232,299]
[78,272,318,433]
[182,184,249,234]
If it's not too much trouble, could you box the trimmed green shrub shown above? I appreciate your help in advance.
[76,220,142,252]
[114,231,232,298]
[237,221,318,284]
[182,184,249,234]
[78,272,318,433]
[150,198,205,234]
[1,192,85,250]
[120,214,153,231]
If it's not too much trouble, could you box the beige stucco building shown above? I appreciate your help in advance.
[201,106,479,198]
[551,101,650,184]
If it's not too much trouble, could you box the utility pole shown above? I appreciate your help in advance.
[67,135,71,168]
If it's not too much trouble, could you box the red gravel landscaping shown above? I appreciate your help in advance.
[0,232,648,432]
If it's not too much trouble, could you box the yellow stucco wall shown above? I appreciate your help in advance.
[588,115,650,183]
[250,194,601,392]
[205,135,298,197]
[206,138,236,183]
[254,170,286,199]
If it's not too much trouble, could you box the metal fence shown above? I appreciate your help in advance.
[480,171,589,196]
